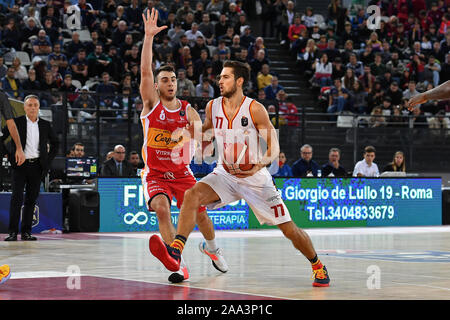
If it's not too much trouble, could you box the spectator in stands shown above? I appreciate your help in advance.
[292,144,320,177]
[313,53,333,87]
[49,43,69,75]
[129,151,144,176]
[10,58,28,82]
[257,64,272,90]
[382,151,406,173]
[388,105,408,127]
[323,38,340,63]
[359,45,374,66]
[234,12,250,36]
[229,35,243,60]
[97,19,113,46]
[106,45,124,82]
[346,53,364,78]
[264,76,284,101]
[370,53,387,78]
[71,142,86,158]
[287,14,307,44]
[298,38,319,75]
[72,86,97,122]
[409,105,428,128]
[378,70,394,91]
[340,22,358,50]
[195,78,214,98]
[194,49,211,81]
[369,106,387,128]
[341,67,357,90]
[1,66,24,100]
[185,23,205,47]
[176,0,194,22]
[125,0,141,30]
[240,26,256,50]
[191,35,210,61]
[403,80,420,101]
[386,51,406,83]
[386,81,404,106]
[42,17,60,45]
[58,74,78,103]
[219,26,236,47]
[327,78,350,113]
[349,80,368,114]
[269,152,293,177]
[22,68,41,96]
[2,18,20,51]
[381,96,393,116]
[353,145,379,177]
[276,90,299,127]
[32,29,52,61]
[198,12,215,45]
[101,145,134,177]
[332,57,345,82]
[96,72,116,102]
[64,32,85,60]
[176,68,195,97]
[112,20,129,48]
[424,55,441,87]
[212,39,231,58]
[70,48,89,84]
[87,44,112,77]
[248,37,267,61]
[321,147,347,177]
[359,65,376,93]
[20,17,40,45]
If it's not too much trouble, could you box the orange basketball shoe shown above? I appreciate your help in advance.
[312,264,330,287]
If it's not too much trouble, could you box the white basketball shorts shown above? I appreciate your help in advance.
[199,165,291,226]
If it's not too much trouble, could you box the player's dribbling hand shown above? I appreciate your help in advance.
[142,8,167,37]
[406,93,427,111]
[231,163,265,179]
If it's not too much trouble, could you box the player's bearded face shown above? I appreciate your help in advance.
[219,69,239,98]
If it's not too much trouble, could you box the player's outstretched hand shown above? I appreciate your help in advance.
[407,93,427,111]
[142,8,167,37]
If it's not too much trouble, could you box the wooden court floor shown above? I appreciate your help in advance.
[1,226,450,300]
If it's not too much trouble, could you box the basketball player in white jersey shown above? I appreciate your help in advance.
[150,60,330,287]
[141,8,228,283]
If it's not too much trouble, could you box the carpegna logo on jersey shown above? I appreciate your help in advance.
[241,116,248,127]
[179,110,185,116]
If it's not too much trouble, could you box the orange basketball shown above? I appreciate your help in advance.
[222,142,254,173]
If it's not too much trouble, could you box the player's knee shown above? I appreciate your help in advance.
[152,204,171,221]
[184,188,201,206]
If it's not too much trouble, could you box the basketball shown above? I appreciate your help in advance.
[222,142,254,173]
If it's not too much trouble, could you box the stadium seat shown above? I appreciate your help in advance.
[71,79,82,89]
[15,51,31,67]
[3,51,15,65]
[78,29,92,42]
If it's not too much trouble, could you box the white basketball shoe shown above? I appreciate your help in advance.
[199,242,229,273]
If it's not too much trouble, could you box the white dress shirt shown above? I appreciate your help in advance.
[24,115,40,159]
[353,159,379,177]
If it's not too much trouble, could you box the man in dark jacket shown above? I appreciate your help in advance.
[101,144,134,177]
[292,144,320,177]
[2,95,58,241]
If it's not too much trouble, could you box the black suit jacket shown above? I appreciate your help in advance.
[101,158,135,177]
[1,116,59,175]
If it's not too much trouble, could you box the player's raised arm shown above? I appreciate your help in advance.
[235,101,280,178]
[140,8,167,115]
[407,80,450,109]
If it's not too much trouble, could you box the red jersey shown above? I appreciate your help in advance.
[140,99,194,178]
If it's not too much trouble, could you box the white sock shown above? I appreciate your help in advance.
[205,239,217,252]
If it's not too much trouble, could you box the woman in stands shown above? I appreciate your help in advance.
[383,151,406,173]
[313,53,332,88]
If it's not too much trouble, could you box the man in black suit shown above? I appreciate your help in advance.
[2,95,58,241]
[101,144,134,177]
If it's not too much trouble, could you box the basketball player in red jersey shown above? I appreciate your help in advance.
[140,8,228,283]
[150,60,331,287]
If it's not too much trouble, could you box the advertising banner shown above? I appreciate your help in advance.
[98,178,442,232]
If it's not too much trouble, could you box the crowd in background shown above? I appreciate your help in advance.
[286,0,450,129]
